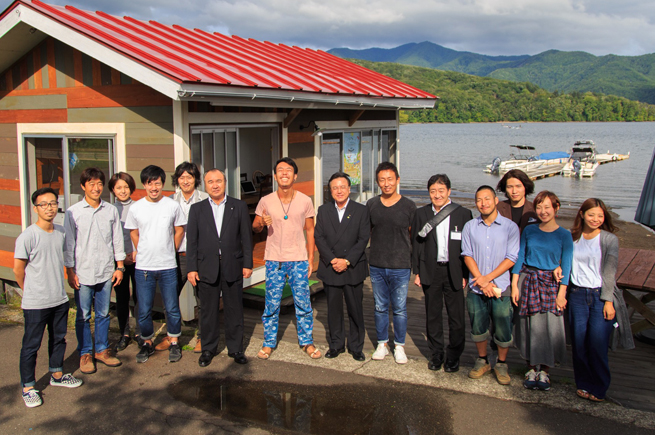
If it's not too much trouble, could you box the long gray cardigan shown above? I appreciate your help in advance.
[597,231,635,351]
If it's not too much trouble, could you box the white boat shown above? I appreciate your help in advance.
[562,140,600,177]
[485,145,543,174]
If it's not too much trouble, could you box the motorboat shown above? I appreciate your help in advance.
[562,140,600,177]
[485,145,542,174]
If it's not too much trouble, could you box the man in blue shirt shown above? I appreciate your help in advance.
[461,185,520,385]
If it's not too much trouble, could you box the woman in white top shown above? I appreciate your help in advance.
[568,198,619,402]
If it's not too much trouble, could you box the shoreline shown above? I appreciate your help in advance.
[403,190,654,250]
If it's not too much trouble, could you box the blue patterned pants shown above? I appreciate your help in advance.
[262,261,314,347]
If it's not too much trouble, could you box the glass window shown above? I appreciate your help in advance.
[321,133,342,204]
[68,138,113,206]
[24,136,114,225]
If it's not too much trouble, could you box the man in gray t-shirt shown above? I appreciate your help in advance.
[14,187,82,408]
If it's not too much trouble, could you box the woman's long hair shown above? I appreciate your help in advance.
[571,198,618,241]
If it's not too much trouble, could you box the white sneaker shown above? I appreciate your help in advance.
[22,389,42,408]
[372,343,389,360]
[394,345,408,364]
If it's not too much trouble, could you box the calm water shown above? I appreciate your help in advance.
[399,122,655,222]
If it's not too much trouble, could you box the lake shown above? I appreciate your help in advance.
[398,122,655,222]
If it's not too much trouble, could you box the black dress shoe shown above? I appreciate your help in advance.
[198,351,214,367]
[115,335,131,352]
[325,348,345,359]
[349,351,366,361]
[444,358,460,373]
[428,356,444,371]
[228,352,248,365]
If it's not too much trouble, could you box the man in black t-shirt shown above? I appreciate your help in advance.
[367,162,416,364]
[496,169,539,233]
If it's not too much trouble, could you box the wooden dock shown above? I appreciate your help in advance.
[239,275,655,413]
[597,153,630,165]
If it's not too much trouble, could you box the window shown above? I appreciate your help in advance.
[320,128,397,204]
[23,136,114,225]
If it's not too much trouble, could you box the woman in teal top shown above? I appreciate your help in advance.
[511,191,573,391]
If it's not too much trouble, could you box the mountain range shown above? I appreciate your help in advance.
[328,42,655,105]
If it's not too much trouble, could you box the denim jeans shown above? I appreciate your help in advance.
[135,268,181,340]
[75,279,112,355]
[369,266,410,345]
[568,285,614,399]
[20,301,69,388]
[262,261,314,347]
[466,292,513,347]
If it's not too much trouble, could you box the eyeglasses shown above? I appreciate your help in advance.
[36,201,58,210]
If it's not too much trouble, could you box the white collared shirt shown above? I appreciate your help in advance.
[433,200,451,262]
[209,196,228,253]
[173,189,208,252]
[335,198,350,222]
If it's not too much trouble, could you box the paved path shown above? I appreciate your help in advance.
[2,307,654,434]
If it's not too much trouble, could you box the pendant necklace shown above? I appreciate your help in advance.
[279,190,295,220]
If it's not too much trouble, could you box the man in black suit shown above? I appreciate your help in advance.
[315,172,370,361]
[412,174,472,373]
[186,169,253,367]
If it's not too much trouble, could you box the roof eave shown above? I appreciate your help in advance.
[178,84,437,110]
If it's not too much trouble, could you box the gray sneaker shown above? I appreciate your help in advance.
[469,358,491,379]
[169,343,182,363]
[494,363,511,385]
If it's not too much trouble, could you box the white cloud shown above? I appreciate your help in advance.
[2,0,652,56]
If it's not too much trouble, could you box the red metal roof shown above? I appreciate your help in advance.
[16,0,435,100]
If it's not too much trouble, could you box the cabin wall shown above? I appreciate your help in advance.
[0,37,174,280]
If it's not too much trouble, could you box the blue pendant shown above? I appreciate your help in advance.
[284,215,288,220]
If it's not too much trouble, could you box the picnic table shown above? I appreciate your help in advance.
[617,248,655,333]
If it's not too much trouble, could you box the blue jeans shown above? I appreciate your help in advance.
[75,279,112,355]
[135,268,181,340]
[568,285,614,399]
[262,261,314,347]
[466,292,513,347]
[20,301,69,388]
[369,266,410,345]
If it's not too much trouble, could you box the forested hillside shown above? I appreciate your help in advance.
[352,60,655,123]
[331,43,655,105]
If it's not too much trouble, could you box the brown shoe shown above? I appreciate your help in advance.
[193,338,202,353]
[95,349,122,367]
[80,353,96,374]
[155,336,171,351]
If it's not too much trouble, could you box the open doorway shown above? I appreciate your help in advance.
[190,125,279,284]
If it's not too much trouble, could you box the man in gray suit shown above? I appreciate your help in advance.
[315,172,370,361]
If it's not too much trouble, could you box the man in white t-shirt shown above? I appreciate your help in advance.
[15,187,83,408]
[125,165,186,364]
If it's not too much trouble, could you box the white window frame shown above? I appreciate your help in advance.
[16,123,126,230]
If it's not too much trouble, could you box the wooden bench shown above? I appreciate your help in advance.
[617,248,655,333]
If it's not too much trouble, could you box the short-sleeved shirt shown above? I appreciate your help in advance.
[461,213,520,294]
[125,196,186,271]
[14,224,68,310]
[255,191,315,262]
[367,195,417,269]
[571,234,602,288]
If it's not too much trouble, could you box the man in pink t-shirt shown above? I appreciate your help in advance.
[252,157,321,360]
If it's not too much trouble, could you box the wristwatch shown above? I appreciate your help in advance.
[345,259,351,267]
[117,267,126,272]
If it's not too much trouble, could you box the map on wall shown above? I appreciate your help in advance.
[343,132,361,185]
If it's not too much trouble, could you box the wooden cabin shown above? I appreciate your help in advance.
[0,0,436,318]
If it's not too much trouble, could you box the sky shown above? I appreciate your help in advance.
[3,0,654,57]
